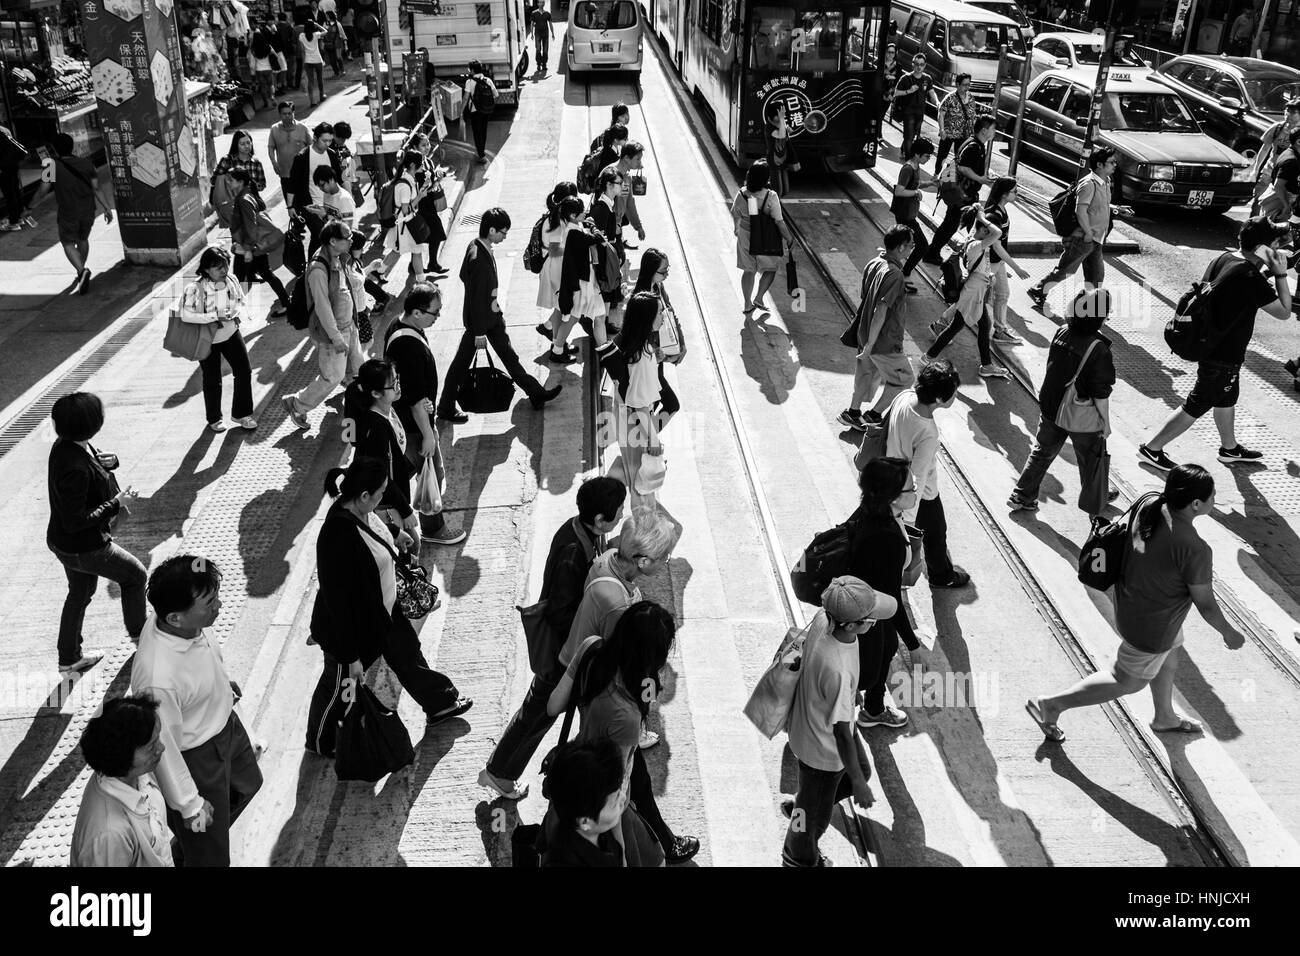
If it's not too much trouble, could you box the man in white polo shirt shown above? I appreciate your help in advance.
[130,554,262,867]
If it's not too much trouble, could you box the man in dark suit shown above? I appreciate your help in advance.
[437,207,562,422]
[285,122,343,254]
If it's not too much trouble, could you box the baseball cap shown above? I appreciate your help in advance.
[821,575,898,626]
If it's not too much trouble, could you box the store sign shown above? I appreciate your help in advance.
[77,0,203,262]
[436,34,457,45]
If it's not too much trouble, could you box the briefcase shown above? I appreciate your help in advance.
[457,346,515,413]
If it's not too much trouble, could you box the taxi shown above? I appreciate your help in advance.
[996,67,1254,213]
[1027,30,1149,83]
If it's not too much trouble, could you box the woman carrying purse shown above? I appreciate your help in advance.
[631,246,686,367]
[226,168,289,316]
[180,247,257,432]
[1008,288,1117,518]
[411,133,449,274]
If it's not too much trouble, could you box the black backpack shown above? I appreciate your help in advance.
[1165,253,1249,362]
[376,178,398,230]
[472,73,497,115]
[1077,493,1158,592]
[790,522,855,606]
[1048,183,1080,237]
[522,213,549,274]
[576,148,603,193]
[285,259,325,331]
[940,241,987,305]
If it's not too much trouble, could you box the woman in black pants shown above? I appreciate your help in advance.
[305,457,472,757]
[849,457,924,729]
[46,392,147,674]
[892,137,937,293]
[227,168,289,316]
[180,247,259,431]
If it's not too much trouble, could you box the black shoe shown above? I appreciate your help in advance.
[427,696,473,727]
[78,269,92,295]
[1027,285,1047,309]
[543,348,577,365]
[531,384,563,409]
[664,835,701,864]
[437,409,469,424]
[1138,444,1176,472]
[535,322,554,341]
[1218,444,1264,464]
[428,262,448,274]
[1107,489,1121,503]
[930,566,971,589]
[1285,358,1299,378]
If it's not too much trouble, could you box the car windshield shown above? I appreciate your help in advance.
[1072,40,1145,66]
[1101,92,1199,133]
[1243,75,1300,113]
[947,20,1025,58]
[573,0,638,30]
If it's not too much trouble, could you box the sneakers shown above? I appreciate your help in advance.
[425,526,467,546]
[78,269,92,295]
[1027,285,1047,308]
[58,653,103,675]
[1218,444,1264,464]
[282,395,309,430]
[1138,444,1176,472]
[978,363,1010,379]
[857,705,909,729]
[991,327,1021,344]
[235,416,258,431]
[208,420,227,433]
[837,408,867,432]
[1007,492,1039,512]
[638,729,660,750]
[535,322,555,341]
[530,384,563,409]
[478,768,529,801]
[543,347,577,365]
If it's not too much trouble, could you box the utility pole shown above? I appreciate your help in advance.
[1007,53,1032,176]
[367,40,387,187]
[1075,2,1119,182]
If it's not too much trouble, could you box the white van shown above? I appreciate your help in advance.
[890,0,1029,101]
[965,0,1034,41]
[567,0,644,78]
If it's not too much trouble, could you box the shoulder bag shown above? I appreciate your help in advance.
[457,345,515,413]
[747,190,786,258]
[1054,338,1106,434]
[163,308,217,362]
[352,513,441,619]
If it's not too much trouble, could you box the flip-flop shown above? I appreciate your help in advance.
[1151,717,1203,735]
[742,304,756,315]
[1025,698,1066,743]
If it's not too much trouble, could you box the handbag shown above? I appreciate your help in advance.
[353,515,442,619]
[283,219,307,275]
[635,447,667,495]
[1078,448,1111,516]
[853,393,897,471]
[413,455,443,515]
[746,190,785,258]
[431,182,448,213]
[630,171,647,196]
[163,309,217,362]
[786,250,800,296]
[1054,339,1105,434]
[902,524,925,587]
[743,622,812,739]
[457,346,516,413]
[250,210,285,254]
[402,211,432,244]
[334,684,415,782]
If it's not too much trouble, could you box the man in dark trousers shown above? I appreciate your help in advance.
[478,476,627,800]
[285,122,342,254]
[277,12,301,90]
[438,207,562,422]
[30,133,113,294]
[384,283,467,546]
[528,0,555,74]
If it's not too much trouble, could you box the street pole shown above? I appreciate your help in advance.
[990,43,1008,177]
[367,39,387,187]
[1007,53,1032,176]
[1075,2,1119,182]
[1252,0,1273,58]
[1178,0,1198,53]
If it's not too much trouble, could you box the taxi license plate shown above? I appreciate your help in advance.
[1188,189,1215,206]
[597,42,614,52]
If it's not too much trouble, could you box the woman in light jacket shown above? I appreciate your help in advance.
[180,246,257,432]
[226,168,289,316]
[304,456,472,757]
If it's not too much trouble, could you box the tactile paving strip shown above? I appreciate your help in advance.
[0,343,324,866]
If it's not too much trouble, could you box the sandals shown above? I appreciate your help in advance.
[426,696,473,727]
[1025,698,1066,743]
[1151,716,1203,735]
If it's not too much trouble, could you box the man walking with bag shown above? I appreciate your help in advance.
[1027,147,1117,308]
[437,208,562,422]
[924,116,996,266]
[284,221,366,429]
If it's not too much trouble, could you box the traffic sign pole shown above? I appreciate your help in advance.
[1075,5,1119,183]
[367,38,387,187]
[1007,54,1032,176]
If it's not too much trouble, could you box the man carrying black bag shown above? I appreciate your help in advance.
[478,477,627,801]
[437,208,562,423]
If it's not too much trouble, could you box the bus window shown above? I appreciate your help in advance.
[794,10,844,72]
[751,6,795,70]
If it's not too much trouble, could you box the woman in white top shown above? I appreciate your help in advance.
[730,158,792,316]
[299,21,326,106]
[381,149,430,276]
[180,246,257,432]
[304,456,472,758]
[538,185,582,363]
[249,27,276,109]
[608,291,678,496]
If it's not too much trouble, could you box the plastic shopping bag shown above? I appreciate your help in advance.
[413,454,443,515]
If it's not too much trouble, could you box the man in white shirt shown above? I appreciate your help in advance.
[311,165,355,226]
[71,694,174,867]
[129,554,262,867]
[884,359,970,589]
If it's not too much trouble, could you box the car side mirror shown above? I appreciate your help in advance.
[1218,96,1243,112]
[1054,57,1069,68]
[1142,59,1151,67]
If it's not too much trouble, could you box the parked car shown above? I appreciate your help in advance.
[966,0,1035,41]
[996,67,1254,213]
[890,0,1029,103]
[1155,55,1300,161]
[1028,30,1148,83]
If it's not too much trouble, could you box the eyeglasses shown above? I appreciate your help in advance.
[384,381,400,392]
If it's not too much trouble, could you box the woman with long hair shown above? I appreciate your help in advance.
[631,246,685,366]
[984,176,1026,344]
[848,457,924,729]
[180,246,257,432]
[731,159,793,315]
[547,600,697,864]
[410,132,449,275]
[379,149,430,278]
[226,168,290,315]
[558,196,611,345]
[214,130,267,193]
[1027,464,1242,742]
[249,27,276,108]
[305,456,471,757]
[299,20,326,106]
[536,182,581,361]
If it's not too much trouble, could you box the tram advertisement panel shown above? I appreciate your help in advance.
[741,70,870,157]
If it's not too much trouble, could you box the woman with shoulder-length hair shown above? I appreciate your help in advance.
[1027,464,1243,743]
[181,246,257,432]
[304,456,472,757]
[731,158,793,316]
[1009,288,1117,517]
[536,182,581,361]
[46,391,147,674]
[226,168,290,316]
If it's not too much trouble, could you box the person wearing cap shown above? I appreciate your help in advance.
[781,576,897,867]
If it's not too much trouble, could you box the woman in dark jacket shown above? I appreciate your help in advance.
[537,739,640,867]
[226,168,289,315]
[1008,288,1117,517]
[848,456,922,729]
[46,392,147,673]
[304,456,471,757]
[342,359,423,547]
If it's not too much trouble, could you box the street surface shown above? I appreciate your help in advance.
[1,14,1298,867]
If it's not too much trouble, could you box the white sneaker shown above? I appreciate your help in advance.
[638,729,661,750]
[208,419,227,432]
[477,768,529,800]
[979,363,1010,379]
[58,653,103,675]
[235,416,258,430]
[991,327,1021,344]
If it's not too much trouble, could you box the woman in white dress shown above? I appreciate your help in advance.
[380,150,429,277]
[538,185,582,364]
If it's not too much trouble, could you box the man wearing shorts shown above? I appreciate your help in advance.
[1139,217,1294,472]
[838,225,915,431]
[30,133,112,295]
[1027,147,1116,310]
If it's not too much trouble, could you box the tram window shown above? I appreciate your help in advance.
[845,7,881,72]
[751,7,795,70]
[794,10,844,71]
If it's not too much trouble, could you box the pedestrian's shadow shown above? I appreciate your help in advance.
[740,313,801,407]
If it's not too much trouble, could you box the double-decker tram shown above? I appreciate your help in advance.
[650,1,892,167]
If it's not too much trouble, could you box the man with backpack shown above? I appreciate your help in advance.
[781,576,894,867]
[30,133,113,295]
[923,116,996,266]
[1139,217,1293,472]
[477,477,628,801]
[837,225,915,433]
[1027,147,1117,309]
[1250,98,1300,217]
[462,59,497,163]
